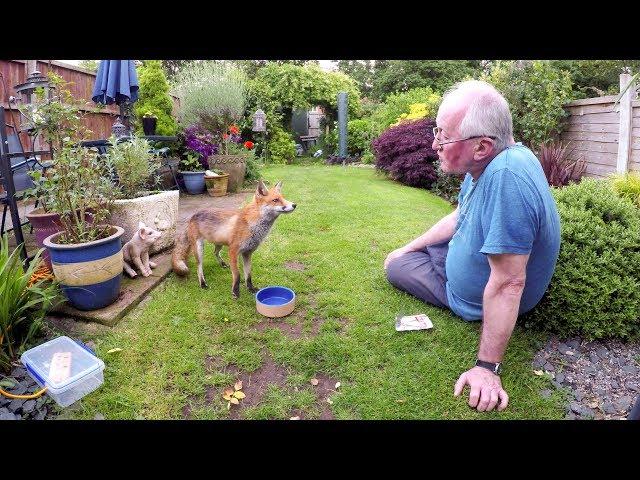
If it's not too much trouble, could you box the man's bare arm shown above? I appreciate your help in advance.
[403,207,459,252]
[384,208,458,269]
[479,253,529,362]
[454,252,529,412]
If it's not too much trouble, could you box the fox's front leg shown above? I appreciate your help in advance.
[242,251,258,293]
[229,246,240,298]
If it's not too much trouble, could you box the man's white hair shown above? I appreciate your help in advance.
[439,80,513,152]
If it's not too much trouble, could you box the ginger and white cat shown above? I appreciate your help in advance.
[123,222,162,278]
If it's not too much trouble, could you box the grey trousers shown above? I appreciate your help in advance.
[385,242,450,309]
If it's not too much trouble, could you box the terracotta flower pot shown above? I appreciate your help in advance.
[26,208,94,268]
[207,155,246,193]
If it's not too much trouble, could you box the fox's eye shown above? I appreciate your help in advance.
[272,199,278,203]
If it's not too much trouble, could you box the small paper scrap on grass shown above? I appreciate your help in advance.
[395,314,433,332]
[107,348,123,354]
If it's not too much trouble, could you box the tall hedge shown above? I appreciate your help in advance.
[134,60,177,136]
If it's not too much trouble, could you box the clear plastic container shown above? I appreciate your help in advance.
[20,336,105,408]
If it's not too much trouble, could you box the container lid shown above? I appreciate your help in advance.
[20,336,105,393]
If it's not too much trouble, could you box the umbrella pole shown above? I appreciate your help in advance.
[119,102,129,135]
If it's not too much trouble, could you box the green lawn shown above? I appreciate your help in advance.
[64,164,565,419]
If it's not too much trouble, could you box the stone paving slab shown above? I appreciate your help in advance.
[51,250,174,326]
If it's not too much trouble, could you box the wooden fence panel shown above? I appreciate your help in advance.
[560,76,640,178]
[0,60,180,145]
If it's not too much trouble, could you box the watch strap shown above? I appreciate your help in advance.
[475,359,501,375]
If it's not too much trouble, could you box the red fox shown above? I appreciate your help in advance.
[172,180,296,298]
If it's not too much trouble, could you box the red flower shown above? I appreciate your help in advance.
[229,125,240,135]
[244,141,254,150]
[222,133,229,140]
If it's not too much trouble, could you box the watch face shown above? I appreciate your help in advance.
[495,363,502,375]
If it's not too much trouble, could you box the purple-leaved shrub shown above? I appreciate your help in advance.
[372,118,439,189]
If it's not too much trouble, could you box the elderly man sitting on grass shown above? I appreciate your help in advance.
[384,80,561,413]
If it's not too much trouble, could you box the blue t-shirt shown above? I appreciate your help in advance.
[445,143,561,321]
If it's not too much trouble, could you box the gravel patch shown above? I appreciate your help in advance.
[532,335,640,420]
[0,364,58,420]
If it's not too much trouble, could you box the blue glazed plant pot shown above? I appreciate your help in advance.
[181,171,206,194]
[43,226,125,311]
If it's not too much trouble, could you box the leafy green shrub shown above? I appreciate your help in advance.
[611,172,640,207]
[323,124,338,154]
[173,62,246,143]
[324,119,378,157]
[347,119,377,156]
[243,150,262,184]
[361,151,375,164]
[524,179,640,340]
[134,60,177,136]
[431,162,464,204]
[268,126,296,164]
[1,236,60,372]
[108,136,161,198]
[482,61,574,147]
[370,87,441,133]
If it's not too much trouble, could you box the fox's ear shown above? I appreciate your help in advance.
[139,227,148,239]
[274,181,283,192]
[256,180,268,197]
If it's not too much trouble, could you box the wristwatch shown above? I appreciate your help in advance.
[475,359,502,375]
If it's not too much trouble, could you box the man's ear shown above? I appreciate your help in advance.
[474,138,495,160]
[274,181,283,193]
[256,180,268,196]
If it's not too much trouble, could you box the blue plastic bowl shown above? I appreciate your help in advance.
[255,286,296,318]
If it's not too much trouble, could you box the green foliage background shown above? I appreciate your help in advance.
[134,60,177,136]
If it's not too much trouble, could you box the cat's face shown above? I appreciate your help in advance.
[138,222,162,244]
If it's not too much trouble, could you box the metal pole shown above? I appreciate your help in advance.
[337,92,348,165]
[0,107,28,263]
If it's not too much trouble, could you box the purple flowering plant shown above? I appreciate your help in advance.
[182,124,219,170]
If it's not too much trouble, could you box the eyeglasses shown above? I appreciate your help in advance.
[432,126,496,147]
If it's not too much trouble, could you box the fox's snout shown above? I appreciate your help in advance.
[281,203,296,213]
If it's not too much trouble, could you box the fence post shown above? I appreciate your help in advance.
[617,73,634,174]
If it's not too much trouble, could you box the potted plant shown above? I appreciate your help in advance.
[207,125,254,193]
[179,152,207,194]
[19,73,93,268]
[142,111,158,136]
[204,168,229,197]
[41,145,124,311]
[105,135,179,254]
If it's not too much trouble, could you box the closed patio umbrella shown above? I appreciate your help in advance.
[91,60,139,135]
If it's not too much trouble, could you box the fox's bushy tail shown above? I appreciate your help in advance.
[172,228,191,276]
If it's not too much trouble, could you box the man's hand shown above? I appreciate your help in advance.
[384,247,411,270]
[454,366,509,412]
